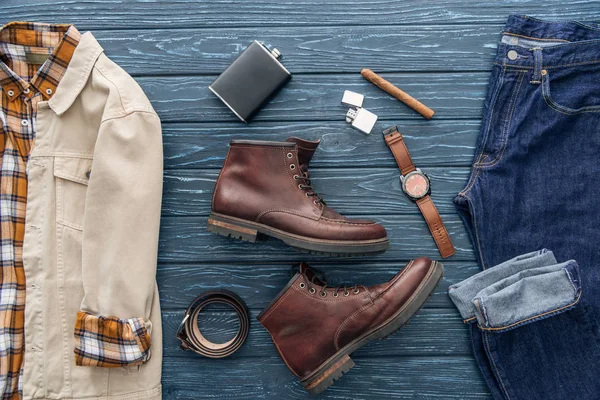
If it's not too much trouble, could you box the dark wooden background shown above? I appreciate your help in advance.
[5,2,600,399]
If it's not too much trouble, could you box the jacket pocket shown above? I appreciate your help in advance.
[473,261,582,333]
[54,157,92,230]
[542,64,600,115]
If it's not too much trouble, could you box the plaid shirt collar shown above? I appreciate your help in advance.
[0,22,82,102]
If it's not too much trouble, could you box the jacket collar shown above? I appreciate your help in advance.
[49,31,104,116]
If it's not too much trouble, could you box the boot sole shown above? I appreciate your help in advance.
[206,212,390,256]
[300,261,444,395]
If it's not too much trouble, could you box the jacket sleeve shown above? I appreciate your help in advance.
[74,110,163,367]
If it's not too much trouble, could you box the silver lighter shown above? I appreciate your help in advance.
[341,90,378,134]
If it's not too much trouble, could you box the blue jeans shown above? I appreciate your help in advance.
[452,15,600,400]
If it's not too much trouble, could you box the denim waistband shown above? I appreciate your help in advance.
[496,15,600,70]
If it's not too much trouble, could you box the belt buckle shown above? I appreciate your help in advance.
[176,314,191,350]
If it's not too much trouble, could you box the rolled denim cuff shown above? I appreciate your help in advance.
[474,261,581,331]
[448,249,557,322]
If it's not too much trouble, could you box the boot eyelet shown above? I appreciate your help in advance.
[298,184,303,190]
[333,293,339,298]
[290,164,295,170]
[309,288,316,294]
[305,193,310,197]
[353,289,360,294]
[293,174,299,180]
[344,292,349,297]
[320,291,327,298]
[287,152,293,159]
[299,283,306,289]
[313,200,319,205]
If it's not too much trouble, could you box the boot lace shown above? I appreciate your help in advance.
[294,265,360,297]
[294,167,325,205]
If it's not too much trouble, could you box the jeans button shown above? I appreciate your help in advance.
[507,50,518,60]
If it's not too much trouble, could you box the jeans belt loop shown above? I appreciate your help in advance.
[530,47,543,84]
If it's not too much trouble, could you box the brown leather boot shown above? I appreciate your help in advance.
[258,257,443,395]
[207,138,389,255]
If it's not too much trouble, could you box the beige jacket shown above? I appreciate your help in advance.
[22,31,162,399]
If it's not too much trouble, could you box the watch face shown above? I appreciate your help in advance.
[403,171,430,199]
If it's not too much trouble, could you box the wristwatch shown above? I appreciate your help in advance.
[383,126,456,258]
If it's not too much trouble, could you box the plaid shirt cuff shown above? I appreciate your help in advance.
[74,311,152,367]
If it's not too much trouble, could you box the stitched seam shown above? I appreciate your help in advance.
[32,152,94,159]
[574,21,600,31]
[498,59,600,70]
[100,109,158,124]
[211,146,233,211]
[419,199,450,250]
[564,268,578,295]
[478,70,526,167]
[93,62,127,113]
[334,302,373,350]
[542,71,600,115]
[56,219,84,231]
[459,192,486,270]
[469,64,506,172]
[479,291,582,332]
[319,216,376,225]
[483,332,512,400]
[463,316,477,323]
[459,154,487,196]
[296,143,319,151]
[54,173,88,185]
[256,208,320,222]
[373,260,415,299]
[335,263,436,349]
[502,32,570,42]
[259,281,298,323]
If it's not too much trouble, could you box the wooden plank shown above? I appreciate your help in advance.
[141,73,489,122]
[161,356,492,399]
[94,25,501,75]
[158,214,476,263]
[3,1,597,29]
[162,308,471,358]
[157,261,481,310]
[162,167,470,216]
[162,120,480,169]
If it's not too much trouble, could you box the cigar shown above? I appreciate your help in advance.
[361,68,435,120]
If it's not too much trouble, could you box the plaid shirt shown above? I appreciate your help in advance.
[0,22,152,399]
[0,22,80,399]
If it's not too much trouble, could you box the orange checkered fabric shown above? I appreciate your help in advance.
[74,312,152,368]
[0,22,80,399]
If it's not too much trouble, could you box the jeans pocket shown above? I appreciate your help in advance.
[475,68,527,168]
[542,63,600,115]
[473,261,581,332]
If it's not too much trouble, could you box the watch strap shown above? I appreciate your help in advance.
[383,128,416,175]
[383,126,456,259]
[416,196,456,258]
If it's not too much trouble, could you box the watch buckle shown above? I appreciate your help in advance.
[382,125,399,137]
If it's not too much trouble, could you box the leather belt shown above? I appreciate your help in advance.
[383,126,456,259]
[176,290,250,358]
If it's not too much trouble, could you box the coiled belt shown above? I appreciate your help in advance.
[176,290,250,358]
